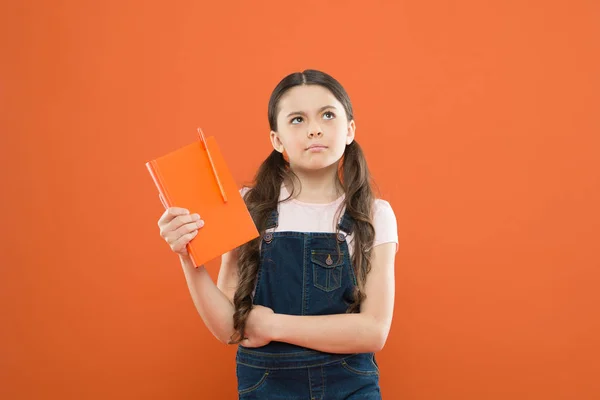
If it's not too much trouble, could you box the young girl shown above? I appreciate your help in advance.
[157,70,398,399]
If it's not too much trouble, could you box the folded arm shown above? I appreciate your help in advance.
[266,242,397,354]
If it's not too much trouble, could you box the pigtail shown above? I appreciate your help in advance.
[230,150,288,343]
[340,141,376,313]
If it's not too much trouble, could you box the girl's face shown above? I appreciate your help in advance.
[270,85,355,172]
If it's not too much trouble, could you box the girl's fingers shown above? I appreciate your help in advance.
[170,230,199,253]
[165,220,204,250]
[157,207,204,255]
[173,219,204,239]
[161,213,201,238]
[158,207,189,226]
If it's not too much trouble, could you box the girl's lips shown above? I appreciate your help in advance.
[307,146,327,152]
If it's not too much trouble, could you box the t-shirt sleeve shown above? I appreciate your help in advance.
[372,199,399,252]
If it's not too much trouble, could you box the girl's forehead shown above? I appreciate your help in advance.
[278,85,340,112]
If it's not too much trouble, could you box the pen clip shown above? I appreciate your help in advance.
[197,127,228,203]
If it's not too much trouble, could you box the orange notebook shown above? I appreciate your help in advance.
[146,130,259,267]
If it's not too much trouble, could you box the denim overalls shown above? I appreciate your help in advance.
[235,209,381,399]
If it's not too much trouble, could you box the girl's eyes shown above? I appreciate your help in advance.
[290,111,336,125]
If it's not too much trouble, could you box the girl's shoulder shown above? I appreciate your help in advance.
[371,198,399,249]
[239,186,251,197]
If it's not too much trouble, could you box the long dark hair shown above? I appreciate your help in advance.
[229,70,376,343]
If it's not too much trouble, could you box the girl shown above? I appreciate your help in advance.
[157,70,398,399]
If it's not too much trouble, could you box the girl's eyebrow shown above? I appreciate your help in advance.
[286,105,337,118]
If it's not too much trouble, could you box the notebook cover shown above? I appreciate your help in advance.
[146,136,258,267]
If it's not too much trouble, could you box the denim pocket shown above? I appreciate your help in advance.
[236,363,270,395]
[311,250,344,292]
[340,353,380,376]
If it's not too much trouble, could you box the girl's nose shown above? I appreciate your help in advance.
[307,129,323,138]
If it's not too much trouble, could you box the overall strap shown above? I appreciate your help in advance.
[337,209,355,235]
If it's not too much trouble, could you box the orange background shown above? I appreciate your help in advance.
[1,1,599,399]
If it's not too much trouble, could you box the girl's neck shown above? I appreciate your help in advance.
[285,163,343,204]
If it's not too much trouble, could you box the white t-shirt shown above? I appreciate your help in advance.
[240,185,398,255]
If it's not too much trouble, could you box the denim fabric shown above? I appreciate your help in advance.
[235,210,381,399]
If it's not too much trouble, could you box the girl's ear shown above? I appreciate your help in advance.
[346,120,356,145]
[270,130,285,153]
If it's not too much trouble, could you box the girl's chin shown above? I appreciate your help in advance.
[291,159,341,173]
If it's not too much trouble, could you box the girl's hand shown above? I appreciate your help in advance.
[157,207,205,256]
[240,305,277,348]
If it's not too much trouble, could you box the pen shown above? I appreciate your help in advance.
[197,127,228,203]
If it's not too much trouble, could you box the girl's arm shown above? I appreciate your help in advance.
[250,242,397,354]
[180,249,239,344]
